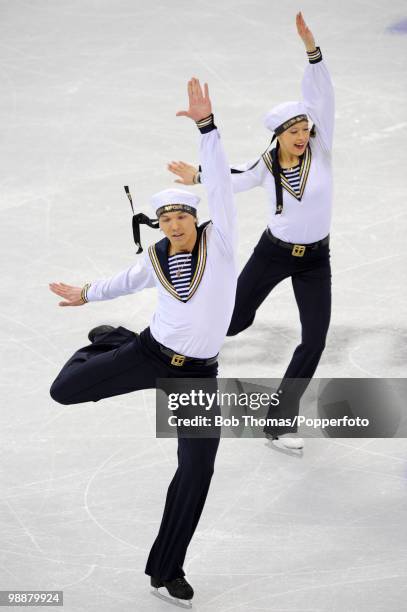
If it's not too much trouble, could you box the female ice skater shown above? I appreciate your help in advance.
[168,12,335,450]
[49,78,237,606]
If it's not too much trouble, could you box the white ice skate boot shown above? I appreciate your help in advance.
[271,433,304,450]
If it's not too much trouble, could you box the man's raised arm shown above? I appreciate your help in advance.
[176,77,237,249]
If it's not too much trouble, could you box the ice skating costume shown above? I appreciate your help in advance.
[50,115,237,582]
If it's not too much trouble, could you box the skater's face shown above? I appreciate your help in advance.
[159,211,197,251]
[278,120,310,157]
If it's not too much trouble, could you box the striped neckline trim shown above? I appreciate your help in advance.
[262,145,312,201]
[148,224,209,302]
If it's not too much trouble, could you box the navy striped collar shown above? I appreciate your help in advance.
[148,222,210,302]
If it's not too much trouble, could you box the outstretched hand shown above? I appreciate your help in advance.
[296,12,316,52]
[176,77,212,122]
[49,282,85,307]
[168,160,198,185]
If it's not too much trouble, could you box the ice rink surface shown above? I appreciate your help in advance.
[0,0,406,610]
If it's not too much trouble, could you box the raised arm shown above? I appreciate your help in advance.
[49,255,155,306]
[176,78,237,248]
[297,11,335,154]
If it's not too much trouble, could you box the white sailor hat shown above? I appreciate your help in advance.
[264,101,308,136]
[150,188,200,219]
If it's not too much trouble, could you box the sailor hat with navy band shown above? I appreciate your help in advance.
[150,188,200,219]
[264,101,309,136]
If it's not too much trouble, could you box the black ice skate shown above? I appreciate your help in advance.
[87,325,114,343]
[150,576,194,609]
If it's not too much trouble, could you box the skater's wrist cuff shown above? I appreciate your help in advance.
[307,47,322,64]
[81,283,91,303]
[193,170,201,184]
[196,114,216,134]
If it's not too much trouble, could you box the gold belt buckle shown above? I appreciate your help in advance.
[292,244,306,257]
[171,353,186,367]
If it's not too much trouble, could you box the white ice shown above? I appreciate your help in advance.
[0,1,406,611]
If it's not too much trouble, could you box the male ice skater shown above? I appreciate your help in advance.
[49,78,237,606]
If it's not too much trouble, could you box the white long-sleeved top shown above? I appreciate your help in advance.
[86,125,238,359]
[228,49,335,244]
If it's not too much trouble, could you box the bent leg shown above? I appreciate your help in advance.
[227,232,288,336]
[49,327,159,404]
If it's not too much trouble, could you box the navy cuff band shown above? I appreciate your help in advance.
[196,113,217,134]
[307,46,322,64]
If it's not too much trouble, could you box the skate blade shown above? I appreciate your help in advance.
[151,588,192,609]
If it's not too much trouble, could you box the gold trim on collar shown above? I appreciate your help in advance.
[188,225,208,300]
[149,245,180,301]
[262,146,312,202]
[148,224,209,302]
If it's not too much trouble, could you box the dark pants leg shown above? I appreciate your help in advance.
[264,249,332,434]
[145,436,220,581]
[49,326,161,404]
[50,326,219,582]
[227,231,289,336]
[285,256,332,380]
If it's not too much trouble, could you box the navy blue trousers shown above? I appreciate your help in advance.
[50,326,219,581]
[227,230,332,434]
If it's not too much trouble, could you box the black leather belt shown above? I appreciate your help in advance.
[149,331,218,367]
[266,228,329,257]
